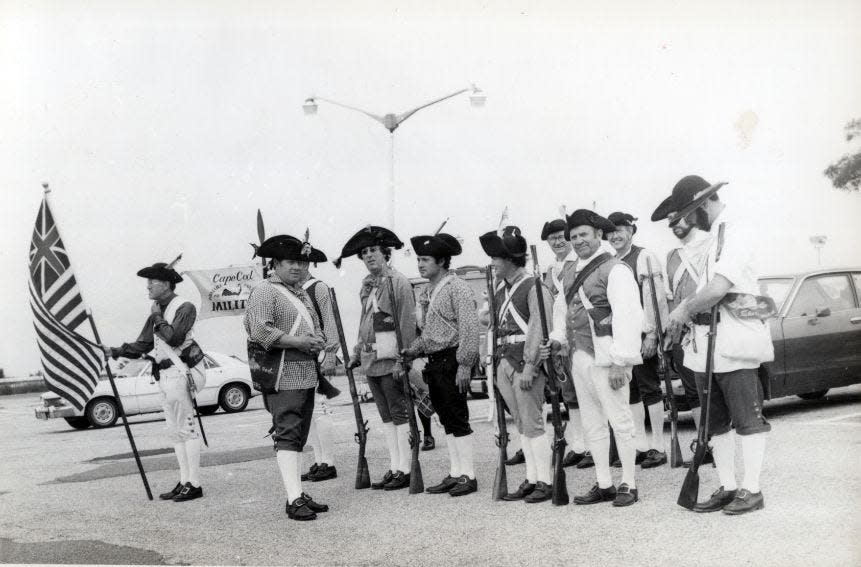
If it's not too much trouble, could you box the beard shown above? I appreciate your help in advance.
[672,223,694,240]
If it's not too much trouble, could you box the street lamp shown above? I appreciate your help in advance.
[303,84,485,231]
[809,235,827,266]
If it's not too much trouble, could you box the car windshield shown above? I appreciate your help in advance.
[758,277,794,311]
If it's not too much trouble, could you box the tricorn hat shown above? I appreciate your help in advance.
[137,256,183,284]
[410,233,462,257]
[651,175,728,222]
[608,211,638,235]
[333,225,404,268]
[566,209,616,235]
[479,225,527,259]
[255,235,327,263]
[540,219,569,241]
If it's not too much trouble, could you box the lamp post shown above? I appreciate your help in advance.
[809,235,827,266]
[303,85,486,231]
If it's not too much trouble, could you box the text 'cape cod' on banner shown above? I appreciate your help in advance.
[184,265,263,319]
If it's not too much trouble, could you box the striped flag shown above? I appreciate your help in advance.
[28,194,103,411]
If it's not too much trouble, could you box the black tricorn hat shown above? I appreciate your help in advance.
[410,233,462,257]
[566,209,616,235]
[540,219,569,240]
[608,211,638,235]
[651,175,728,222]
[137,262,183,284]
[255,235,327,263]
[333,225,404,268]
[479,225,527,259]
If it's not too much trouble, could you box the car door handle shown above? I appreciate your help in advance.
[850,317,861,325]
[808,318,820,326]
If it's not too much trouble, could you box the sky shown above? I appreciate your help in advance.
[2,0,860,376]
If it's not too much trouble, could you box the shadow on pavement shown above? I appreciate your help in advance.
[0,537,168,565]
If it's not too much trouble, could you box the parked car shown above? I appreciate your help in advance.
[34,352,260,429]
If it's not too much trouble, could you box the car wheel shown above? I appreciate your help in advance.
[798,389,829,401]
[86,398,118,428]
[64,417,91,430]
[219,383,249,413]
[197,404,219,415]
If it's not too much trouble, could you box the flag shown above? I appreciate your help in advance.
[184,265,263,320]
[28,194,103,411]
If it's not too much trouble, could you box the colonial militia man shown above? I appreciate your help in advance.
[662,175,774,515]
[606,212,671,469]
[402,233,480,496]
[541,218,589,469]
[545,210,644,507]
[481,225,555,504]
[102,259,207,502]
[244,235,330,521]
[338,225,418,491]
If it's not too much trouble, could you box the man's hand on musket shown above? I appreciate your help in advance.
[288,334,325,355]
[396,347,420,365]
[100,345,113,358]
[538,339,562,362]
[608,364,628,390]
[641,334,658,359]
[518,369,535,391]
[666,300,692,343]
[150,301,162,316]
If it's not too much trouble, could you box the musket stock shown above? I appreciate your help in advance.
[329,289,371,489]
[485,267,509,501]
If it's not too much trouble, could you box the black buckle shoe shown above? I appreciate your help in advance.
[301,463,319,482]
[421,435,436,451]
[286,497,317,521]
[562,450,586,468]
[172,482,203,502]
[310,463,338,482]
[502,480,535,501]
[159,482,183,501]
[612,483,639,507]
[524,481,553,503]
[383,471,410,491]
[721,489,764,515]
[640,449,667,469]
[505,449,525,466]
[575,452,594,469]
[300,492,329,513]
[693,486,737,513]
[573,483,616,505]
[426,475,459,494]
[449,475,478,497]
[371,470,394,490]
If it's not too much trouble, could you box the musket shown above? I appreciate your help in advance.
[645,257,683,468]
[329,289,371,489]
[185,371,209,447]
[529,244,569,506]
[485,266,509,501]
[386,275,424,494]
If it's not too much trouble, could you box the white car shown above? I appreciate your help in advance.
[34,352,259,429]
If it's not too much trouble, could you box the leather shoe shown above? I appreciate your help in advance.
[300,492,329,513]
[722,489,764,515]
[562,450,586,468]
[371,470,394,490]
[502,479,535,501]
[449,475,478,497]
[285,497,317,521]
[573,483,616,505]
[310,463,337,482]
[159,482,183,500]
[426,475,459,494]
[301,463,319,482]
[383,471,410,490]
[612,483,638,507]
[693,486,737,513]
[505,449,525,466]
[575,452,594,469]
[421,435,436,451]
[524,481,552,503]
[640,449,667,469]
[172,482,203,502]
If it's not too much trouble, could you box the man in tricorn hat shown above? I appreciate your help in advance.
[102,258,207,502]
[339,225,418,491]
[481,225,555,504]
[244,235,330,521]
[658,175,773,515]
[605,211,671,469]
[401,232,480,497]
[541,217,590,469]
[543,210,644,507]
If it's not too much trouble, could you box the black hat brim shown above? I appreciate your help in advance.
[541,219,568,240]
[410,234,462,257]
[566,209,616,235]
[137,266,183,284]
[338,226,404,262]
[479,230,527,258]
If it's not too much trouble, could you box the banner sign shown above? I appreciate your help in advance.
[185,265,263,319]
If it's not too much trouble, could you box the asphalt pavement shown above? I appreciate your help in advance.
[1,384,860,566]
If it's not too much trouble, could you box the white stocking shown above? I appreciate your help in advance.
[520,433,537,483]
[174,443,189,485]
[396,423,411,473]
[446,434,461,477]
[383,422,399,472]
[185,437,202,487]
[647,401,665,451]
[276,450,302,503]
[455,435,475,479]
[740,433,767,493]
[711,431,738,491]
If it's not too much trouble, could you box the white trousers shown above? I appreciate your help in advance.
[159,364,206,443]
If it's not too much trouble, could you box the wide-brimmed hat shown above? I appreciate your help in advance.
[410,233,462,257]
[255,235,327,263]
[479,225,527,259]
[651,175,728,222]
[566,209,616,236]
[608,212,638,235]
[541,219,569,240]
[333,225,404,268]
[137,262,183,284]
